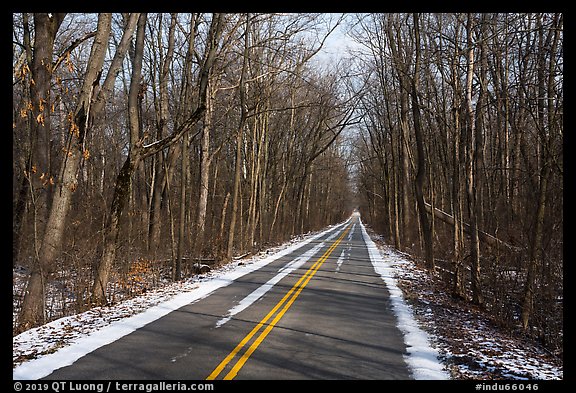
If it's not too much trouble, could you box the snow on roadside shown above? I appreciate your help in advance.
[13,220,348,379]
[358,216,450,380]
[215,241,326,328]
[15,216,560,381]
[363,226,563,380]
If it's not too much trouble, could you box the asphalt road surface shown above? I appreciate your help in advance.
[44,214,412,380]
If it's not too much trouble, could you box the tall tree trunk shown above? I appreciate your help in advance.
[464,13,483,306]
[247,112,264,251]
[92,155,140,305]
[13,12,34,267]
[447,20,466,298]
[147,150,165,255]
[175,132,188,280]
[195,68,218,256]
[399,81,412,247]
[382,78,402,249]
[91,14,140,121]
[148,13,178,257]
[196,81,213,256]
[521,164,549,330]
[227,120,245,260]
[452,101,466,299]
[269,163,287,240]
[19,14,67,278]
[28,13,67,222]
[91,13,223,304]
[385,14,412,248]
[219,192,231,256]
[91,13,147,305]
[18,13,109,331]
[520,13,561,330]
[227,13,250,261]
[410,13,434,270]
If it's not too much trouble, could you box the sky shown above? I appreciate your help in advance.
[311,13,365,67]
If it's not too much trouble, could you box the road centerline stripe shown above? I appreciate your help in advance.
[214,241,325,328]
[206,223,352,380]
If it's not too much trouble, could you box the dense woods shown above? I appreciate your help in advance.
[351,13,563,354]
[13,13,356,332]
[13,12,562,359]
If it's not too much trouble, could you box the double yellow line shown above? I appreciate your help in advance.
[206,223,352,380]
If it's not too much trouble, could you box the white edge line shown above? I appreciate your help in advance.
[335,249,346,272]
[13,218,351,380]
[358,216,450,380]
[215,241,325,328]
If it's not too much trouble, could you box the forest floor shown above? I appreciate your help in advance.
[367,230,563,380]
[13,225,563,380]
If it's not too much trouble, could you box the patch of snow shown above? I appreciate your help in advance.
[347,223,356,241]
[215,240,326,328]
[13,219,350,380]
[14,214,562,381]
[359,218,450,380]
[364,225,563,380]
[335,249,346,273]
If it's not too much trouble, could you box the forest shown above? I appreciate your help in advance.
[13,13,562,357]
[351,13,563,354]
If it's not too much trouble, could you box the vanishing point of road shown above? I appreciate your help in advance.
[43,213,412,380]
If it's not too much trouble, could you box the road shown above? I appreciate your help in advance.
[44,214,412,380]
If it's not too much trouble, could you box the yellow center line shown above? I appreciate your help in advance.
[206,223,352,380]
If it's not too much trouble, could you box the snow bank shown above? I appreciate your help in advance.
[14,216,449,380]
[13,220,349,380]
[358,217,450,380]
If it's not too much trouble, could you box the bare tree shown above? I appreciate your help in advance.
[226,13,258,261]
[91,13,225,304]
[410,13,434,270]
[353,12,563,352]
[18,13,109,331]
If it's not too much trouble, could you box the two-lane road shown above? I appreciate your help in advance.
[41,214,412,380]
